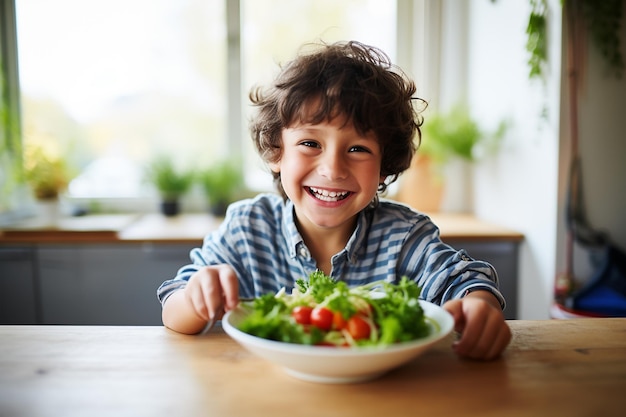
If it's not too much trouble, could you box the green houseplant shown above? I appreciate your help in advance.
[395,105,506,212]
[419,105,496,166]
[199,160,244,216]
[146,156,194,216]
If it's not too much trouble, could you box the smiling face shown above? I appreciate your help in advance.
[270,113,384,238]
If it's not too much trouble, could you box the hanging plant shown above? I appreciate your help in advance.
[493,0,624,79]
[526,0,549,80]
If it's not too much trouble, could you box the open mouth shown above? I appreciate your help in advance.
[307,186,351,202]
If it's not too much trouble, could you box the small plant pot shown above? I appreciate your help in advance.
[160,200,180,217]
[36,198,61,226]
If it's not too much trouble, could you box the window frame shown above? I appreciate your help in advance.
[0,0,21,148]
[0,0,26,222]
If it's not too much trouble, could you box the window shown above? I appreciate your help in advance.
[10,0,398,210]
[16,0,227,200]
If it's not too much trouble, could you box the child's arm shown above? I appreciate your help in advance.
[443,290,512,360]
[161,265,240,334]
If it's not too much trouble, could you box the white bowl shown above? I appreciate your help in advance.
[222,300,454,384]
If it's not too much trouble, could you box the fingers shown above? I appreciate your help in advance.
[184,265,239,322]
[485,322,512,360]
[218,267,240,312]
[453,299,488,357]
[458,311,508,360]
[184,272,210,321]
[443,299,465,333]
[447,297,511,361]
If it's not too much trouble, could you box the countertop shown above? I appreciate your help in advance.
[0,212,524,244]
[0,318,624,417]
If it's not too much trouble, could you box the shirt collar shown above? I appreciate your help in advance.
[282,199,304,258]
[345,208,371,264]
[281,199,371,263]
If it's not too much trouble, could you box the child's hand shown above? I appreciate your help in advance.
[443,291,511,360]
[161,264,239,334]
[183,264,240,322]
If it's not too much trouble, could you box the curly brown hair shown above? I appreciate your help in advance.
[249,40,425,198]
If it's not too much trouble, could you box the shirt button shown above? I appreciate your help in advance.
[299,246,309,258]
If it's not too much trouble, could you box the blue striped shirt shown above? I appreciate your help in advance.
[157,193,505,309]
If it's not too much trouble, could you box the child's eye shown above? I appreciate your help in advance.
[349,145,371,153]
[299,140,320,148]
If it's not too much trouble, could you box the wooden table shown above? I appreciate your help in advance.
[2,319,624,417]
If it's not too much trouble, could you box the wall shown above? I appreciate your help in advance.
[465,0,626,319]
[465,0,562,319]
[402,1,561,319]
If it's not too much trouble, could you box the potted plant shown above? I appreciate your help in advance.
[419,105,497,166]
[22,143,72,224]
[145,156,194,216]
[24,143,70,201]
[199,159,244,216]
[395,104,506,212]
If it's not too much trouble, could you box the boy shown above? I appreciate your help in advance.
[158,41,511,360]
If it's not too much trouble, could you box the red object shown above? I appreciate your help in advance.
[347,315,371,340]
[291,306,313,325]
[310,307,334,331]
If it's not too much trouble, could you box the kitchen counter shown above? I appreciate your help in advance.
[0,212,524,323]
[0,212,524,244]
[0,318,624,417]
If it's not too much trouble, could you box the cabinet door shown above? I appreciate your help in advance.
[445,240,519,320]
[38,243,193,325]
[0,246,38,324]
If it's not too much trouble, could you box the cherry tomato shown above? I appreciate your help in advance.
[291,306,313,325]
[310,307,334,331]
[347,315,371,340]
[332,311,347,330]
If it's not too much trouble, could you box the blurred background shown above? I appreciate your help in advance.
[1,0,625,321]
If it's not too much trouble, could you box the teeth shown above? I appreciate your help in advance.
[309,187,349,201]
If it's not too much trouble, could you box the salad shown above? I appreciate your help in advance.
[236,271,433,347]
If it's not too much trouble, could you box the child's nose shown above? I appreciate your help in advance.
[318,151,348,180]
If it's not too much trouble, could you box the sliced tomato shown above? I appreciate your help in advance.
[291,306,313,325]
[347,315,371,340]
[332,311,347,330]
[310,306,334,331]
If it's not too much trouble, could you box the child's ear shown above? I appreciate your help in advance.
[269,161,281,173]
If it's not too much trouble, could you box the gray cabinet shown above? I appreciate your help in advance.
[0,246,38,324]
[446,240,519,320]
[1,238,518,324]
[37,243,192,325]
